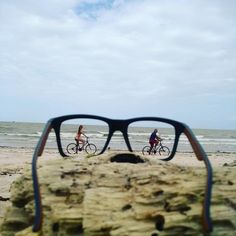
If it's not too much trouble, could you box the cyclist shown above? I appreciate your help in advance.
[149,129,160,153]
[75,125,87,151]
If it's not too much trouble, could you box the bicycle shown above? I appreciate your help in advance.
[66,137,97,155]
[142,139,170,158]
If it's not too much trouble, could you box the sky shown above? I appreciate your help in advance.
[0,0,236,130]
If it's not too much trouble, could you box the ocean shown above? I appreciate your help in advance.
[0,121,236,153]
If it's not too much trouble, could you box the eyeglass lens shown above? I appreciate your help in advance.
[58,119,176,157]
[128,121,175,156]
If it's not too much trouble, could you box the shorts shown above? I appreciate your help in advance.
[149,140,158,145]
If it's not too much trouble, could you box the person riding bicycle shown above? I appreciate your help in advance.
[75,125,87,151]
[149,129,161,152]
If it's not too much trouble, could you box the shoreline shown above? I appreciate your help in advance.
[1,145,236,153]
[0,146,235,170]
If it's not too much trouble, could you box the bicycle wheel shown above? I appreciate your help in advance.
[158,146,170,157]
[142,146,152,155]
[66,143,77,154]
[85,143,97,154]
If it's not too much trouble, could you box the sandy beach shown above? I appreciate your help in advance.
[0,147,60,226]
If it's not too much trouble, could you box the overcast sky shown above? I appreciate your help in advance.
[0,0,235,129]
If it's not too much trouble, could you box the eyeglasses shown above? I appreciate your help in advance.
[32,115,213,233]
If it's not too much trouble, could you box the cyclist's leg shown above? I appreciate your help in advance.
[154,140,159,148]
[75,139,79,153]
[152,140,159,154]
[78,138,85,150]
[149,141,154,154]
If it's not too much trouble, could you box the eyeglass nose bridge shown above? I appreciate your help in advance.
[105,120,132,152]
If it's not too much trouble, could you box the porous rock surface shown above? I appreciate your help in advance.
[0,152,235,236]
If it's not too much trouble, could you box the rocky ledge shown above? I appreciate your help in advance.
[0,152,235,236]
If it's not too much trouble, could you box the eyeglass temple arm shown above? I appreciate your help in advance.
[183,126,213,232]
[32,121,53,232]
[183,126,205,161]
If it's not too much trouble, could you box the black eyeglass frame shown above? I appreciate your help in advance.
[32,114,213,233]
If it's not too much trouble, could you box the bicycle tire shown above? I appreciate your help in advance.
[142,146,152,155]
[66,143,77,154]
[85,143,97,154]
[158,146,170,157]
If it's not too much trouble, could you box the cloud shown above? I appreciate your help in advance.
[0,0,236,128]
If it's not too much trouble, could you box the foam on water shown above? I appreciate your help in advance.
[0,121,236,153]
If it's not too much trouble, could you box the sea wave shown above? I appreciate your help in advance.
[2,132,42,138]
[1,121,236,152]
